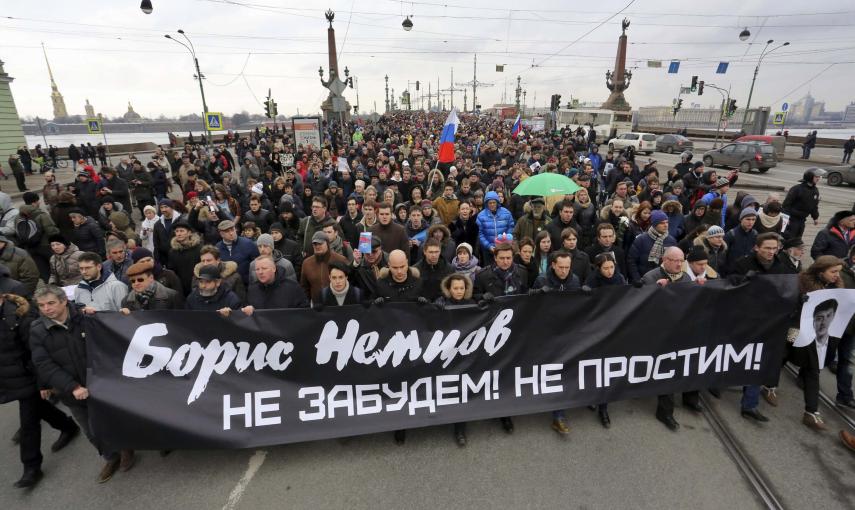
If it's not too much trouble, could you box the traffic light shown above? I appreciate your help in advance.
[415,80,420,91]
[270,100,278,118]
[697,80,704,96]
[690,76,698,92]
[727,99,737,117]
[264,99,272,118]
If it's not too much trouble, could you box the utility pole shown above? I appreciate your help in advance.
[391,87,396,110]
[456,54,494,113]
[441,68,461,110]
[515,76,522,113]
[463,89,468,112]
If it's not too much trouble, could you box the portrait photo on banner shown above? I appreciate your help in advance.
[795,289,855,367]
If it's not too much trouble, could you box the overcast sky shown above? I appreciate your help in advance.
[3,0,854,119]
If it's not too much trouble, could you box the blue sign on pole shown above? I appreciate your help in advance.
[716,62,729,74]
[668,61,680,74]
[782,102,789,112]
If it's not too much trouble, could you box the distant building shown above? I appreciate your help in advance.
[843,102,855,124]
[788,92,822,124]
[0,60,28,166]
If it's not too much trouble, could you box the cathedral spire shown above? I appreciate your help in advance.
[41,42,68,119]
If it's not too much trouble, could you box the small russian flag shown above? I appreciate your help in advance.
[437,108,459,164]
[511,114,522,139]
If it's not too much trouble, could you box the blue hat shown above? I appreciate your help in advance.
[650,209,668,226]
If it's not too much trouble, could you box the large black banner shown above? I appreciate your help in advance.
[87,275,798,449]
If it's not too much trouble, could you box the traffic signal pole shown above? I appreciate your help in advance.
[704,83,730,148]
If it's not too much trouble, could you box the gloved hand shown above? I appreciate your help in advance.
[528,288,543,296]
[372,297,387,307]
[477,299,490,310]
[745,270,757,281]
[632,280,643,288]
[581,285,592,295]
[416,296,431,305]
[727,274,746,286]
[482,292,495,303]
[313,302,325,312]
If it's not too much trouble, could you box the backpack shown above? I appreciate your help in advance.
[15,215,43,248]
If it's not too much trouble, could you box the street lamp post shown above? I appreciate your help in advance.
[165,30,212,147]
[743,39,790,133]
[704,83,731,148]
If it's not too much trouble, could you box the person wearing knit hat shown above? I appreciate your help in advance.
[627,208,677,283]
[707,225,725,238]
[723,209,759,273]
[249,233,296,282]
[48,233,84,286]
[650,209,668,227]
[684,245,717,281]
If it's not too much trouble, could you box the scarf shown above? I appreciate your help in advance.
[492,264,517,295]
[331,281,350,306]
[758,210,781,230]
[134,283,158,309]
[646,226,668,264]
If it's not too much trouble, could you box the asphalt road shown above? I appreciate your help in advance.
[0,147,854,509]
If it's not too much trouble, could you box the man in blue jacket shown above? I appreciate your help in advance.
[627,210,676,283]
[476,190,514,265]
[216,220,259,283]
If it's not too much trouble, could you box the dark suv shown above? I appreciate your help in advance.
[702,142,777,173]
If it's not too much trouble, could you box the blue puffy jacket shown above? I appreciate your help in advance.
[476,191,515,251]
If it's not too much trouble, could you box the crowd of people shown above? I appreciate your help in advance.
[1,110,854,489]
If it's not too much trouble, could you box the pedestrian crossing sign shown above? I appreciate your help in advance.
[772,112,787,125]
[205,112,224,131]
[86,118,102,134]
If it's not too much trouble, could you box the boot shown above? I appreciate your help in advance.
[599,409,611,429]
[761,386,779,407]
[453,423,466,447]
[500,417,514,434]
[551,417,570,435]
[393,430,406,445]
[13,467,43,489]
[98,457,121,483]
[119,449,136,472]
[51,425,80,452]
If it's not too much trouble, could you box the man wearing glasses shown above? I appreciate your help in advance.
[119,261,184,314]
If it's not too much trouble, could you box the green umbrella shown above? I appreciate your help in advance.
[511,172,582,197]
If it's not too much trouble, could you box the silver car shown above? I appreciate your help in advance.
[823,163,855,186]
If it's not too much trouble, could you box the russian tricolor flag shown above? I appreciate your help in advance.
[437,108,459,164]
[511,114,521,139]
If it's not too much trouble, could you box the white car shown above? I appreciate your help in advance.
[607,132,657,155]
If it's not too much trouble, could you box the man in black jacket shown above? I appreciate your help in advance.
[473,242,528,300]
[29,286,134,483]
[186,264,242,312]
[414,238,453,301]
[375,249,424,302]
[243,256,308,313]
[782,168,821,240]
[2,291,78,489]
[810,210,855,260]
[98,167,131,214]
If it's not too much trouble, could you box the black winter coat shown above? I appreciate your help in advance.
[247,269,309,310]
[533,269,580,292]
[319,285,363,306]
[28,305,88,407]
[375,268,424,302]
[450,216,479,251]
[473,264,528,299]
[782,181,820,221]
[811,215,855,259]
[414,258,454,301]
[168,233,203,295]
[185,285,242,311]
[0,295,35,404]
[72,217,105,257]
